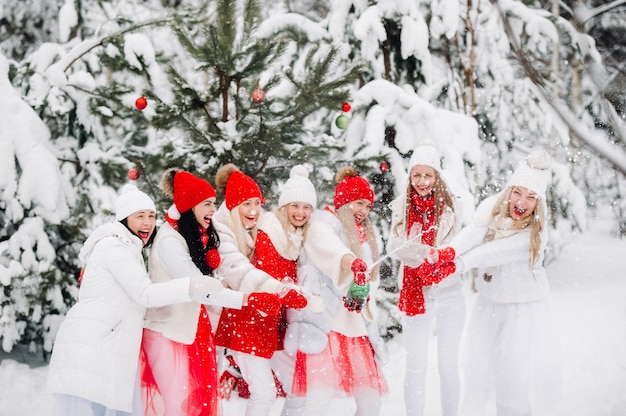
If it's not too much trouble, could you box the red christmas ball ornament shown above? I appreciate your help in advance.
[135,96,148,110]
[379,161,389,173]
[127,168,140,181]
[342,102,351,112]
[252,89,265,104]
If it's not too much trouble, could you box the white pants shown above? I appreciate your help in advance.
[460,296,562,416]
[234,351,290,416]
[402,286,465,416]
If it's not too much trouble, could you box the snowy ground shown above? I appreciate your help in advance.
[1,222,625,416]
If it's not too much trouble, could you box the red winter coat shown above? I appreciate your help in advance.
[215,228,297,358]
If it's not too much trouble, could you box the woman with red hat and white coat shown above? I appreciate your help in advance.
[211,164,290,297]
[281,166,389,416]
[387,140,464,416]
[215,165,313,416]
[211,164,305,415]
[47,184,221,416]
[140,169,276,416]
[447,149,562,415]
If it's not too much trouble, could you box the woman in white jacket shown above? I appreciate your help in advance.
[282,166,388,416]
[387,140,464,416]
[47,184,220,416]
[211,163,288,296]
[140,169,276,416]
[448,149,561,416]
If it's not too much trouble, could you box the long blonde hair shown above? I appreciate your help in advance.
[335,204,381,279]
[487,188,545,267]
[392,170,455,242]
[275,205,309,257]
[228,208,258,260]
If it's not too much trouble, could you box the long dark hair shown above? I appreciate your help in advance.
[177,209,220,275]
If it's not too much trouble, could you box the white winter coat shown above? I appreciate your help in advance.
[388,194,463,296]
[303,209,379,335]
[144,222,244,344]
[47,222,192,412]
[212,203,284,294]
[450,195,550,303]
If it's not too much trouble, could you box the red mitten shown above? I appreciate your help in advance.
[281,289,308,309]
[436,247,456,265]
[350,258,369,285]
[416,262,443,285]
[206,248,221,270]
[417,261,456,285]
[247,292,281,317]
[437,261,457,279]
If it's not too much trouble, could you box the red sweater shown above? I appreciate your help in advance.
[215,229,297,358]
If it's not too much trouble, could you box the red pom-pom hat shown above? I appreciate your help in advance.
[334,172,374,210]
[225,170,265,210]
[173,171,217,213]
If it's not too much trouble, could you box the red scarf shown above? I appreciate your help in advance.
[198,226,209,248]
[356,222,367,244]
[408,190,436,245]
[165,212,179,231]
[398,190,437,316]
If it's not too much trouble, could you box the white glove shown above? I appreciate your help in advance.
[304,293,325,314]
[389,236,430,268]
[189,276,225,304]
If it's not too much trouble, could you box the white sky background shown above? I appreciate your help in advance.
[1,216,625,415]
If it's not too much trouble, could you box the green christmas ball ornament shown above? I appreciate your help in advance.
[335,114,350,129]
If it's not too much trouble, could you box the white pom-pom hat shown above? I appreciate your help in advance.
[408,139,442,172]
[115,184,156,221]
[506,148,552,200]
[278,165,317,208]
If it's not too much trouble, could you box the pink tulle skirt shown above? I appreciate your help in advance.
[292,330,388,397]
[140,306,219,416]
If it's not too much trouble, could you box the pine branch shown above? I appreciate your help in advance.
[60,17,175,72]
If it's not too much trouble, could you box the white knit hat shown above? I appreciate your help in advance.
[506,148,552,200]
[115,184,156,221]
[278,165,317,208]
[408,139,442,172]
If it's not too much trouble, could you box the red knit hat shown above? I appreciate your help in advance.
[225,170,265,210]
[172,171,217,213]
[333,167,374,210]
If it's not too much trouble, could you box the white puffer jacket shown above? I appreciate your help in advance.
[290,209,388,363]
[47,222,192,412]
[450,195,550,303]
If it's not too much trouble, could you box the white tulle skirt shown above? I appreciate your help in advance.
[461,295,562,416]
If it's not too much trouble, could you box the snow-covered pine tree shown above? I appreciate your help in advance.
[2,0,626,353]
[0,55,77,355]
[315,0,626,335]
[0,0,182,353]
[128,0,364,206]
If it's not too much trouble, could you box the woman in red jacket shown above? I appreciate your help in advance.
[215,166,311,416]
